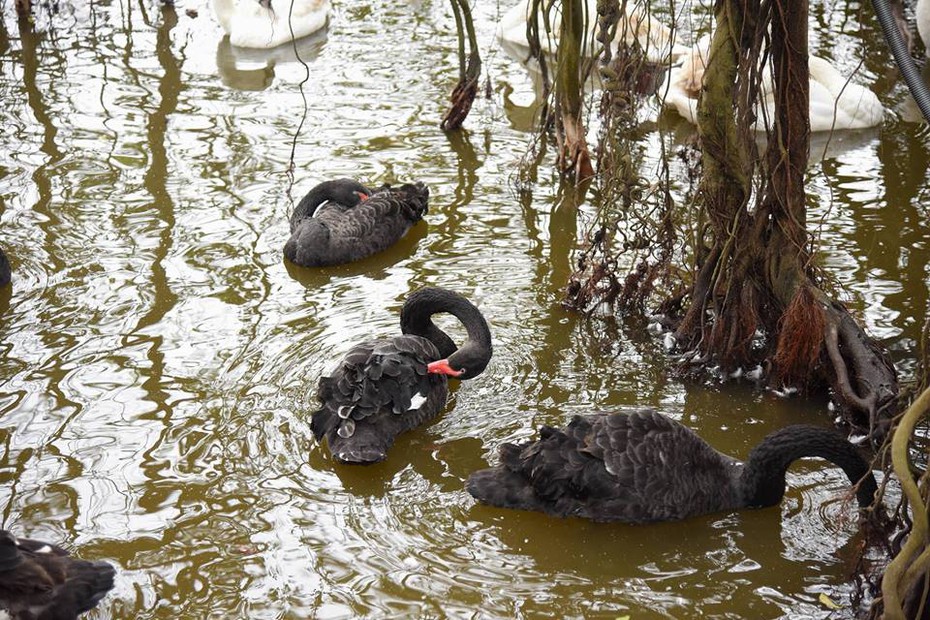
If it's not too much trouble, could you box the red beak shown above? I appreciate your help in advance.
[427,359,463,377]
[357,192,369,201]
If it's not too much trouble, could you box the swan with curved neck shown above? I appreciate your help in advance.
[664,37,884,131]
[0,530,116,618]
[467,409,877,523]
[312,287,493,464]
[213,0,330,49]
[284,179,428,267]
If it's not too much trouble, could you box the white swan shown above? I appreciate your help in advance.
[663,37,884,131]
[499,0,688,65]
[213,0,330,49]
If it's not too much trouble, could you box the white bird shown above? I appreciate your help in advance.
[213,0,330,49]
[663,36,884,131]
[498,0,688,65]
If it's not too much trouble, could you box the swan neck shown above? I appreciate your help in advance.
[213,0,235,23]
[292,184,332,221]
[739,425,877,508]
[400,288,492,364]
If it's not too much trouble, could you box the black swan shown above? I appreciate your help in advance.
[284,179,429,267]
[466,409,877,523]
[0,530,116,619]
[312,286,492,465]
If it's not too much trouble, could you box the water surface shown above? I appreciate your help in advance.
[0,0,926,617]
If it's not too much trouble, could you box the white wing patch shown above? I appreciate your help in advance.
[408,392,427,411]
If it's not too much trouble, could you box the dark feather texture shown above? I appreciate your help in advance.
[284,179,429,267]
[0,246,10,288]
[0,530,115,619]
[312,287,492,464]
[467,409,877,523]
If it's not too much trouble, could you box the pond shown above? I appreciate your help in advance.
[0,0,927,617]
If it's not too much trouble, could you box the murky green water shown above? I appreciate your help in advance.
[0,0,927,617]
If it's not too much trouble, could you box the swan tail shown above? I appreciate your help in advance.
[325,423,395,465]
[396,182,429,222]
[310,404,392,464]
[62,559,118,615]
[466,464,547,513]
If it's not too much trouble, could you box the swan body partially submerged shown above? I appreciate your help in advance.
[312,287,493,464]
[284,179,428,268]
[664,37,884,131]
[468,409,877,523]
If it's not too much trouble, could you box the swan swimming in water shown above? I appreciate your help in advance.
[663,36,885,131]
[312,287,493,464]
[467,409,877,523]
[213,0,330,49]
[284,179,428,268]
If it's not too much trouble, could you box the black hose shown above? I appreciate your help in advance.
[872,0,930,123]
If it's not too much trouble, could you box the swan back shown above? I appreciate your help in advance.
[284,181,428,267]
[467,410,744,523]
[807,56,884,131]
[312,287,491,464]
[663,39,883,132]
[312,334,449,463]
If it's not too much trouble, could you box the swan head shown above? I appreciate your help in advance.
[426,341,492,380]
[318,178,372,207]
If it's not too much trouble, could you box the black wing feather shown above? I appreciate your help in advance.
[311,334,448,464]
[467,410,742,523]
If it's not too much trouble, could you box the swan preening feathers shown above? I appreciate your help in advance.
[663,37,885,131]
[467,409,877,523]
[284,179,429,268]
[312,287,492,465]
[213,0,331,49]
[0,530,115,619]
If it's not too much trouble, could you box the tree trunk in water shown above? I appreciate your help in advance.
[441,0,482,131]
[673,0,897,438]
[554,0,594,182]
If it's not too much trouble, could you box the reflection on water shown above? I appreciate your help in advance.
[0,0,925,617]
